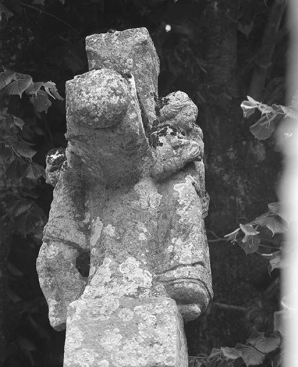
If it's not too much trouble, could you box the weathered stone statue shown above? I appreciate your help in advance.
[37,28,213,367]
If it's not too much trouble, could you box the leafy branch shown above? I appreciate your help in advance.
[241,95,297,140]
[0,67,63,238]
[189,330,281,367]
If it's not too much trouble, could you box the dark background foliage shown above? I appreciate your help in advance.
[0,0,285,365]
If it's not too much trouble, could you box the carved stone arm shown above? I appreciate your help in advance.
[37,167,90,330]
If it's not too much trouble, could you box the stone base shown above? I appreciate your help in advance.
[63,296,188,367]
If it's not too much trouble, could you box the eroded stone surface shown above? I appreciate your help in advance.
[37,27,213,367]
[86,28,159,125]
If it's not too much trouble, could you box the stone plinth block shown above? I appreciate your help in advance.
[64,297,188,367]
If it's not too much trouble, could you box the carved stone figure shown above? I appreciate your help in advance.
[37,28,213,367]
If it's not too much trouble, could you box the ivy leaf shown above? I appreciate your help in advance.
[251,212,286,235]
[6,199,33,218]
[239,224,260,254]
[0,69,16,90]
[268,202,289,222]
[224,228,240,243]
[261,251,284,273]
[30,90,52,112]
[268,202,280,214]
[247,331,280,354]
[188,356,204,367]
[221,347,242,360]
[11,141,36,160]
[247,96,260,104]
[257,103,274,115]
[279,105,298,119]
[249,213,268,226]
[13,116,25,129]
[239,235,260,254]
[261,216,286,235]
[42,81,64,100]
[235,344,265,366]
[240,99,258,118]
[5,73,33,97]
[6,158,26,181]
[25,82,43,96]
[207,348,222,361]
[14,206,46,236]
[24,162,45,181]
[249,114,276,140]
[0,142,12,159]
[239,224,259,242]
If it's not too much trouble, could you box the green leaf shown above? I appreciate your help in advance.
[239,224,259,242]
[250,114,276,140]
[268,202,289,222]
[240,100,258,118]
[43,81,64,100]
[239,234,260,254]
[262,251,284,273]
[6,199,33,218]
[11,141,36,159]
[0,142,12,159]
[6,158,26,181]
[0,69,16,90]
[250,211,286,235]
[247,96,260,104]
[24,162,45,181]
[249,213,268,226]
[188,356,204,367]
[13,116,25,129]
[224,228,240,243]
[257,103,273,115]
[262,216,285,235]
[235,344,265,366]
[221,347,242,360]
[239,223,261,254]
[279,105,298,119]
[14,206,46,236]
[247,331,280,353]
[25,81,43,96]
[268,202,280,215]
[208,348,223,361]
[30,90,52,112]
[5,74,33,97]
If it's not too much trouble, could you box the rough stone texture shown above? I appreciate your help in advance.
[86,28,159,125]
[37,28,213,367]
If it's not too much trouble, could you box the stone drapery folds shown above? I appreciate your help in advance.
[37,27,213,367]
